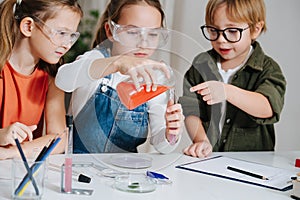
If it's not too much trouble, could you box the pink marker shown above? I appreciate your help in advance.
[64,157,72,193]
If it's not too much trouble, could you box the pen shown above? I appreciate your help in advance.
[290,195,300,200]
[13,132,39,196]
[35,139,52,162]
[227,166,269,180]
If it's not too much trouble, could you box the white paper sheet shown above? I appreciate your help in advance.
[176,155,297,191]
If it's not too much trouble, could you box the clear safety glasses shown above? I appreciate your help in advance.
[34,17,80,47]
[110,20,169,49]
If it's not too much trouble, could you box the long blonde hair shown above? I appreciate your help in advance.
[0,0,83,76]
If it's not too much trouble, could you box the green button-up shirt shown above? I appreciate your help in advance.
[179,42,286,151]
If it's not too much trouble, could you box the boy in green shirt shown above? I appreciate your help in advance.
[179,0,286,157]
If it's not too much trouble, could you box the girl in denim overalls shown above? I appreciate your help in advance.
[55,0,184,154]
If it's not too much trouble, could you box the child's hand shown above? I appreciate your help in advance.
[184,140,212,158]
[0,123,36,146]
[115,56,170,92]
[165,99,184,145]
[190,81,226,105]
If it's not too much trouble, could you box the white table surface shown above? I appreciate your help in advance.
[0,151,299,200]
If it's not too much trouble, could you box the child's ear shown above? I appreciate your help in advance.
[104,22,114,42]
[251,21,264,40]
[20,17,35,37]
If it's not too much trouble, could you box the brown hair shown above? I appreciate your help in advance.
[91,0,165,48]
[205,0,267,34]
[0,0,83,76]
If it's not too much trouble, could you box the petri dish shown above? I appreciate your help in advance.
[114,174,156,193]
[99,168,128,178]
[110,154,152,169]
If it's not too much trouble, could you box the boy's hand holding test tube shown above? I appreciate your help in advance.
[166,88,183,145]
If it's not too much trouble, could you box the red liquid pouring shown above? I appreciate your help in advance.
[117,82,170,110]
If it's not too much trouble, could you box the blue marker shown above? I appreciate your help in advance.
[146,171,169,179]
[146,171,172,184]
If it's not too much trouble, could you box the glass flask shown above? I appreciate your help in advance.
[117,67,175,110]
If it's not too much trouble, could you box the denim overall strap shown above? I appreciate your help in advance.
[73,45,149,153]
[73,82,149,153]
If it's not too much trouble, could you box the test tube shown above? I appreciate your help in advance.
[168,88,177,145]
[64,115,73,193]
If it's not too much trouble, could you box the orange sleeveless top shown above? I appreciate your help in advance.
[0,62,48,137]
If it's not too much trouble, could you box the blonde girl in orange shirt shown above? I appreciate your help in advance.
[0,0,82,159]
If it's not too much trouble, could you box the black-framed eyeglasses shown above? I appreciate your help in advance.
[33,17,80,47]
[200,25,250,43]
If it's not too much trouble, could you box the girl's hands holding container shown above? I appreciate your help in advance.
[112,55,170,92]
[116,60,174,110]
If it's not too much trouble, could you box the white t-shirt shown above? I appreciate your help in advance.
[217,45,254,133]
